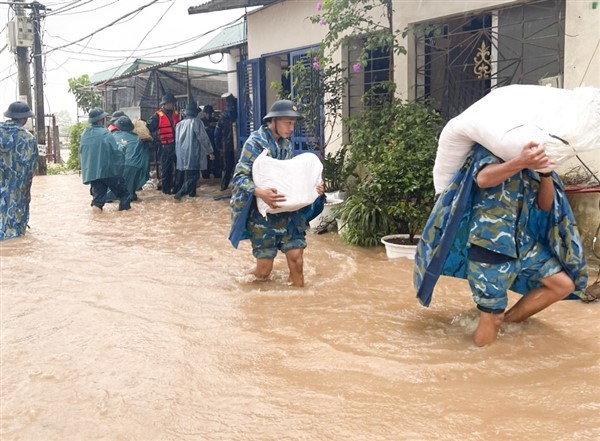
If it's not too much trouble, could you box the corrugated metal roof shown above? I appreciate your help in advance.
[188,0,278,14]
[90,60,151,84]
[90,59,224,85]
[194,21,246,55]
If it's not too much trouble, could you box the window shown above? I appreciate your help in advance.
[414,0,565,120]
[347,38,391,119]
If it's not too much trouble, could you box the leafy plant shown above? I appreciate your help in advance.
[271,48,346,150]
[339,98,442,245]
[67,122,88,171]
[335,185,395,246]
[322,145,348,192]
[68,74,102,114]
[47,163,73,175]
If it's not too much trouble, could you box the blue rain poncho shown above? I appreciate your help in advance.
[175,118,213,171]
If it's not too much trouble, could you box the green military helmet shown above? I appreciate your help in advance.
[110,110,125,124]
[4,101,34,119]
[88,107,109,123]
[185,102,199,117]
[113,115,134,132]
[263,100,302,122]
[160,93,176,105]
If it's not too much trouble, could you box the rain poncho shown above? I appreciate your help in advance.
[0,120,38,241]
[113,130,149,191]
[414,145,588,307]
[79,125,124,184]
[229,125,323,249]
[175,118,213,171]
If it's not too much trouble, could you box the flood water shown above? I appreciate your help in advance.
[1,175,598,441]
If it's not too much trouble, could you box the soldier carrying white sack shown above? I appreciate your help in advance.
[228,100,325,287]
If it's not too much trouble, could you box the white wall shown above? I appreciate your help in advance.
[226,50,240,97]
[247,1,340,152]
[247,1,327,59]
[558,1,600,177]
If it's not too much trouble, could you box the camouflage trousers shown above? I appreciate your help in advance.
[247,211,307,259]
[467,241,563,313]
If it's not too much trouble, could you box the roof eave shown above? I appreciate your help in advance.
[188,0,278,14]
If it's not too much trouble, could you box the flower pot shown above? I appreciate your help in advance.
[336,218,346,235]
[381,234,420,260]
[309,197,344,230]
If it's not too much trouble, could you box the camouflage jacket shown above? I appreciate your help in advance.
[228,125,293,248]
[469,151,538,259]
[228,125,324,248]
[1,120,38,241]
[414,144,588,306]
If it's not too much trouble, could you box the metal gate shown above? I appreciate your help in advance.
[289,47,323,154]
[237,58,265,148]
[414,0,565,119]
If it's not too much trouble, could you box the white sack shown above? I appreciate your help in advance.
[252,150,323,217]
[433,85,600,193]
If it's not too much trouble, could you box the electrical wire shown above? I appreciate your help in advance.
[105,0,176,84]
[41,14,245,66]
[42,0,162,55]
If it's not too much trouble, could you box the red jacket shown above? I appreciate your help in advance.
[156,109,180,145]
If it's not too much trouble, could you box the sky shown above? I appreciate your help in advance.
[0,0,246,122]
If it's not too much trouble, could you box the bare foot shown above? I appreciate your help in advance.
[473,311,504,347]
[91,206,103,213]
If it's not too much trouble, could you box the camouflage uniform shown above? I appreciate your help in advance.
[0,120,38,241]
[467,151,562,312]
[414,144,587,308]
[229,125,308,258]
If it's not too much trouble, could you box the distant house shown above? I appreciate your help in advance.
[90,58,228,120]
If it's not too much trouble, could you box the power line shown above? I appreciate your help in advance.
[42,0,161,55]
[41,13,245,69]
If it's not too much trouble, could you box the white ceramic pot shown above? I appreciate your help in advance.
[309,198,344,230]
[381,234,420,260]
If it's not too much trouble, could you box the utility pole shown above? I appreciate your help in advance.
[31,1,47,175]
[14,0,32,106]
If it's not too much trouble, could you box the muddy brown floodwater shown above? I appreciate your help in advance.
[1,174,598,441]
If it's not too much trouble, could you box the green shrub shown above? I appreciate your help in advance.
[47,163,73,175]
[340,97,442,246]
[67,122,88,171]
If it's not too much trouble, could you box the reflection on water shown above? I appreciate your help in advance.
[1,175,598,440]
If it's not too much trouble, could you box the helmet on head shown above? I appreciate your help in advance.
[185,102,199,117]
[160,93,176,106]
[4,101,34,119]
[203,104,214,114]
[113,115,134,132]
[88,107,109,123]
[263,100,302,122]
[110,110,125,123]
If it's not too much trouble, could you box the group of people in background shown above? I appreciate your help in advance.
[78,91,238,211]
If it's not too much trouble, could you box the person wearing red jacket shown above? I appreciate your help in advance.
[146,93,181,194]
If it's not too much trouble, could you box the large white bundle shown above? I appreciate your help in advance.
[252,150,323,217]
[433,85,600,193]
[132,118,153,141]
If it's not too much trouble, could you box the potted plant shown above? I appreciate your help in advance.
[336,97,443,251]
